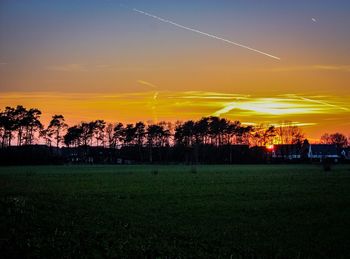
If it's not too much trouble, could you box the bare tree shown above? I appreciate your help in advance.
[322,133,348,148]
[275,121,304,144]
[251,124,276,146]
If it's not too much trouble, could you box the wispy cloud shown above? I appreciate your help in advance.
[136,80,159,122]
[46,64,87,72]
[313,65,350,72]
[211,94,350,117]
[95,64,114,69]
[0,62,7,66]
[168,91,250,100]
[137,80,157,88]
[267,65,350,72]
[0,91,348,138]
[212,98,322,117]
[270,122,317,127]
[1,91,348,117]
[284,94,350,112]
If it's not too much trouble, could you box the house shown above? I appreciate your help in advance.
[340,147,350,160]
[308,144,339,160]
[272,144,301,160]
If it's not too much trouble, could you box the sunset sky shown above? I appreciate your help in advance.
[1,0,349,140]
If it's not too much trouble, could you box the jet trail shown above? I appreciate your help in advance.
[133,8,280,60]
[288,94,350,112]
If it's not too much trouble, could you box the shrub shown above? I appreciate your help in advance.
[190,166,197,174]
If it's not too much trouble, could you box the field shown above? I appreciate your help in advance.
[1,164,350,258]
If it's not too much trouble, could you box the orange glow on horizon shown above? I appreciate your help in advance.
[0,91,349,141]
[266,145,274,151]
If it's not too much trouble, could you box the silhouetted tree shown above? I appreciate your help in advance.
[14,105,28,146]
[47,115,68,148]
[0,111,7,148]
[135,121,146,160]
[124,124,136,146]
[320,132,349,148]
[174,123,185,146]
[23,108,42,145]
[181,120,196,147]
[40,129,52,146]
[326,133,348,148]
[64,125,83,147]
[147,124,167,163]
[113,123,125,148]
[0,107,16,147]
[320,133,332,144]
[106,123,116,148]
[0,106,43,146]
[92,120,106,146]
[0,114,4,148]
[236,125,253,145]
[194,117,210,144]
[5,104,350,166]
[251,125,276,146]
[208,117,229,146]
[226,120,241,145]
[80,122,95,146]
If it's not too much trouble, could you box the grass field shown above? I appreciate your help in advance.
[1,164,350,258]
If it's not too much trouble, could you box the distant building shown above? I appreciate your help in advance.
[272,144,301,160]
[308,144,339,160]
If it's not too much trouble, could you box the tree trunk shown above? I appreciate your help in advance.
[56,130,60,148]
[149,143,153,163]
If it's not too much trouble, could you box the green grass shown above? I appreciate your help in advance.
[1,164,350,258]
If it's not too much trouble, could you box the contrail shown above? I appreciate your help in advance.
[133,8,280,60]
[287,94,350,112]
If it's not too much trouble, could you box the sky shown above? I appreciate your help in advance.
[0,0,350,140]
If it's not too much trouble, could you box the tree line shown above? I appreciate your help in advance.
[0,105,349,149]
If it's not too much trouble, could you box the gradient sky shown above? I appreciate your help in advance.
[1,0,350,140]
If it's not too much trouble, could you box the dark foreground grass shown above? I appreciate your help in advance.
[1,164,350,258]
